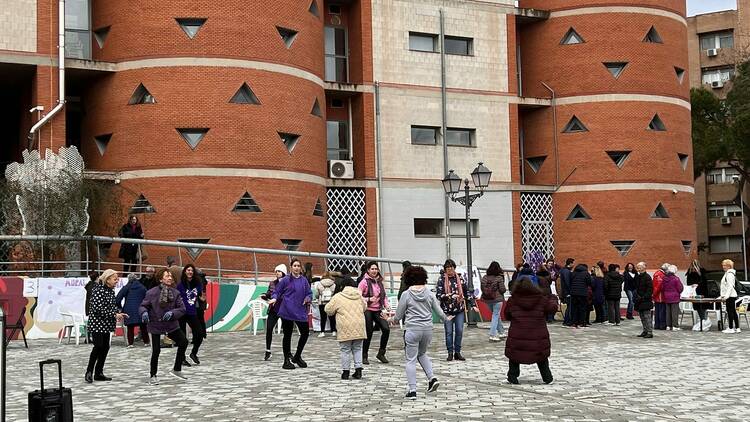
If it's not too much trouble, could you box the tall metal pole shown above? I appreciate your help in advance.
[742,199,748,279]
[464,181,475,327]
[439,9,451,258]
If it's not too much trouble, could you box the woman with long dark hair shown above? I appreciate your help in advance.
[140,268,189,384]
[178,264,205,365]
[118,215,144,275]
[269,259,313,369]
[358,261,391,364]
[623,263,637,320]
[480,261,506,341]
[85,269,128,383]
[260,263,287,360]
[437,259,478,361]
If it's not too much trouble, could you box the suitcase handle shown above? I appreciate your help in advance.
[39,359,63,398]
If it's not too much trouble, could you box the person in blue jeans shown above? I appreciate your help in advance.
[436,259,478,361]
[480,261,507,341]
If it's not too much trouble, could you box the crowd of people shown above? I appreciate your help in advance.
[83,246,744,397]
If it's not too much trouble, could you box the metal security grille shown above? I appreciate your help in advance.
[326,188,367,272]
[520,192,555,260]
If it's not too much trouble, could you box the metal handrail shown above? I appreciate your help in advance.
[1,307,5,421]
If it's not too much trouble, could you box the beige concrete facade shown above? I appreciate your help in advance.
[688,0,750,273]
[0,0,36,52]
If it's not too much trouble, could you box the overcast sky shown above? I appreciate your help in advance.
[686,0,737,16]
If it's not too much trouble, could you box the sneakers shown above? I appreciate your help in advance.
[637,332,646,337]
[489,336,500,342]
[723,328,736,334]
[643,334,653,338]
[148,376,159,385]
[736,328,742,333]
[126,344,134,349]
[182,360,192,368]
[331,331,337,337]
[264,351,272,361]
[543,376,554,385]
[317,332,326,338]
[352,368,363,379]
[282,357,296,370]
[672,327,681,331]
[453,352,466,361]
[427,377,440,393]
[291,355,308,368]
[169,370,187,381]
[189,353,201,365]
[405,391,417,400]
[666,327,672,331]
[498,332,507,338]
[341,370,350,380]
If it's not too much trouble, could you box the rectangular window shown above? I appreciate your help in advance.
[413,218,479,237]
[326,120,350,160]
[699,31,734,50]
[65,0,91,59]
[325,26,348,82]
[414,218,443,237]
[727,205,743,217]
[411,125,439,145]
[409,32,438,52]
[446,128,475,147]
[707,167,741,184]
[702,67,735,85]
[708,206,725,218]
[444,36,473,55]
[710,235,743,253]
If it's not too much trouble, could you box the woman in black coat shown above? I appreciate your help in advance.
[634,262,654,338]
[603,264,624,325]
[686,259,709,322]
[118,216,144,275]
[622,263,637,319]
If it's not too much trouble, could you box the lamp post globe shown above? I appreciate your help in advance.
[471,162,492,189]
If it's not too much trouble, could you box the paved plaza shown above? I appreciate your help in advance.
[5,319,749,421]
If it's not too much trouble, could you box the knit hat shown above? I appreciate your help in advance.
[97,269,119,284]
[274,264,287,275]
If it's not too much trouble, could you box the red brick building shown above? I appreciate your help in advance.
[0,0,696,272]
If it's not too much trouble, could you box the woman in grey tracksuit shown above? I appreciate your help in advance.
[390,265,451,400]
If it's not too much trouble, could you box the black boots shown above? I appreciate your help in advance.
[447,353,454,361]
[341,370,350,380]
[453,352,466,361]
[282,356,295,370]
[376,349,389,364]
[353,368,363,379]
[84,372,93,384]
[291,355,307,368]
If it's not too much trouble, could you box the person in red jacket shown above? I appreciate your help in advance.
[504,276,559,385]
[652,263,668,330]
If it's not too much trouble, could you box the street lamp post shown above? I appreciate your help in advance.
[442,163,492,325]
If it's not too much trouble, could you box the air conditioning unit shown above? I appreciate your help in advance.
[707,48,719,57]
[329,160,354,179]
[731,174,741,183]
[721,216,732,225]
[711,80,724,89]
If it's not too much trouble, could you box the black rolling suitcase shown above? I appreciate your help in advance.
[28,359,74,422]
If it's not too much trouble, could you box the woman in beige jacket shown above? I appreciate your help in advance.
[325,285,367,380]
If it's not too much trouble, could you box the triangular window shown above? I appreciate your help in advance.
[233,192,261,212]
[93,26,111,48]
[678,153,689,170]
[643,26,663,43]
[675,67,685,84]
[281,239,302,251]
[682,240,692,255]
[309,0,320,17]
[606,151,631,168]
[562,116,588,133]
[94,133,112,156]
[648,114,666,131]
[277,26,299,48]
[313,198,324,217]
[279,132,300,153]
[177,128,209,150]
[525,156,547,174]
[604,62,628,79]
[178,239,210,260]
[128,83,156,105]
[611,240,635,256]
[176,18,206,39]
[311,98,322,117]
[230,83,261,104]
[651,202,670,219]
[560,28,584,45]
[130,194,156,214]
[567,204,592,221]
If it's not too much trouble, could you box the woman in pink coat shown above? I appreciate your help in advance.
[661,265,684,331]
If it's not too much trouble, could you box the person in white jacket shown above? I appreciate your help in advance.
[314,272,338,337]
[720,259,741,334]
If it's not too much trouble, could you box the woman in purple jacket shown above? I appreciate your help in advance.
[662,265,684,331]
[268,259,312,370]
[140,268,189,384]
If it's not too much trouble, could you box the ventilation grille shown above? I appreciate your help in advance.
[561,28,584,45]
[178,238,210,260]
[563,116,588,133]
[233,192,261,212]
[130,194,155,214]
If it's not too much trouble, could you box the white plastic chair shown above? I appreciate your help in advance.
[387,296,402,329]
[247,300,280,335]
[678,300,696,326]
[58,310,86,345]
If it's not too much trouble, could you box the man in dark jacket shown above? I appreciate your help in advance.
[569,264,591,328]
[559,258,575,326]
[603,264,624,325]
[634,262,653,338]
[139,266,156,290]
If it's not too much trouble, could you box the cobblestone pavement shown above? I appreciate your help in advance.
[5,319,749,421]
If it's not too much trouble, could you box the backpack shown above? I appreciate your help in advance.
[480,277,499,301]
[320,284,334,303]
[735,279,746,296]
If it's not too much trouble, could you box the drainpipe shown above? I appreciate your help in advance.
[28,0,66,150]
[375,81,384,257]
[440,9,451,258]
[541,82,560,188]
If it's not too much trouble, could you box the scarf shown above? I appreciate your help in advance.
[159,284,175,308]
[443,273,464,302]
